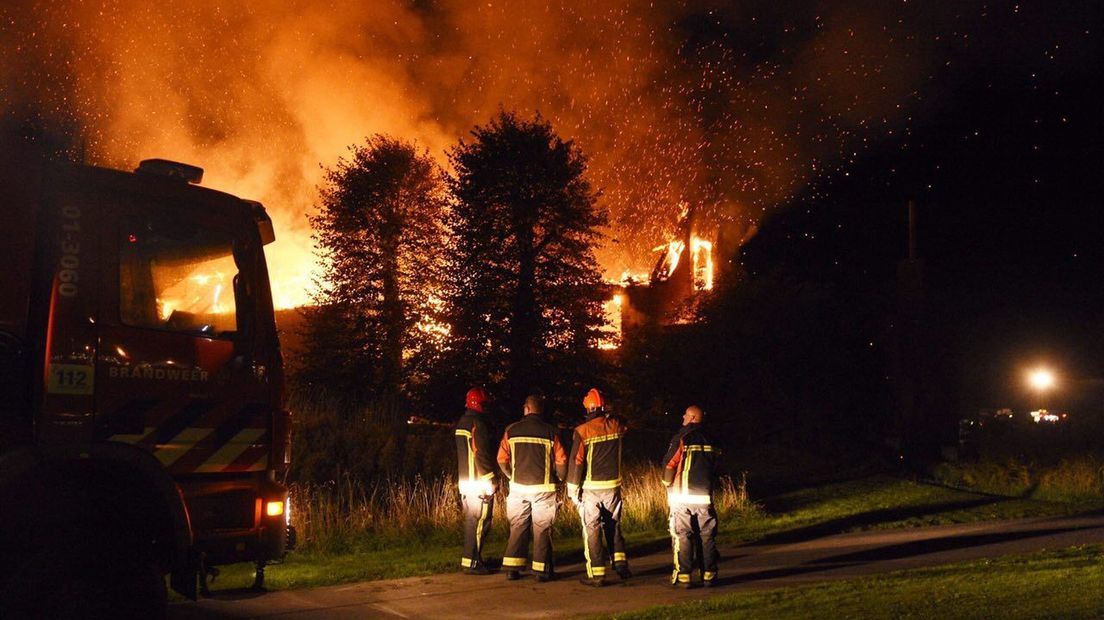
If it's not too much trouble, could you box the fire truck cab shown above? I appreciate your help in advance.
[0,143,293,617]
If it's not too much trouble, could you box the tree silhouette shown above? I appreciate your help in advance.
[438,112,609,412]
[297,135,447,401]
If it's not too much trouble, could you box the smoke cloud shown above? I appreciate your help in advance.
[2,0,961,305]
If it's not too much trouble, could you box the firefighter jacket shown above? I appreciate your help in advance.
[567,412,629,496]
[662,422,719,505]
[497,414,569,494]
[455,408,498,496]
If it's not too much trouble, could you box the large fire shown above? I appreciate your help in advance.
[6,2,936,310]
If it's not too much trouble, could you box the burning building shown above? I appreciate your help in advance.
[610,206,720,342]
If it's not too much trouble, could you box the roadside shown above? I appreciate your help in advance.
[610,544,1104,620]
[169,515,1104,619]
[197,473,1103,593]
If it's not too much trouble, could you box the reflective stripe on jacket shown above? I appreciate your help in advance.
[567,412,628,494]
[497,414,568,493]
[456,409,497,491]
[662,423,719,504]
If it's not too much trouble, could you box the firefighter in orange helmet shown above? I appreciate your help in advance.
[662,405,721,588]
[455,387,498,574]
[497,394,568,581]
[567,388,631,586]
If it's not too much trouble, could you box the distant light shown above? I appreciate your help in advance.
[1029,409,1063,424]
[1028,368,1056,391]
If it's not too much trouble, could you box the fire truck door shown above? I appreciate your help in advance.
[96,213,270,475]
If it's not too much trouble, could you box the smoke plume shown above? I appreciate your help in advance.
[2,0,963,305]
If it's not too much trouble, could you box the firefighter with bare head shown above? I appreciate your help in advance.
[497,393,568,581]
[455,387,498,574]
[567,388,631,586]
[662,405,721,588]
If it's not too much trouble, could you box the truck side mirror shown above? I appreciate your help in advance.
[242,200,276,245]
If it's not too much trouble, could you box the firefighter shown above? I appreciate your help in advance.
[567,388,631,587]
[662,405,721,588]
[455,387,498,574]
[497,394,569,582]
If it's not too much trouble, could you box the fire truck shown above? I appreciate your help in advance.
[0,142,294,617]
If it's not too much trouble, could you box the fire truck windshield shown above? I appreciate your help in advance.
[119,215,246,337]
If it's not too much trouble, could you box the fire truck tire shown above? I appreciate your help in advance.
[0,541,167,620]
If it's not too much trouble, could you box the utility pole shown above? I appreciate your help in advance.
[891,199,928,462]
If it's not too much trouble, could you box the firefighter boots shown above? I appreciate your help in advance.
[579,576,607,587]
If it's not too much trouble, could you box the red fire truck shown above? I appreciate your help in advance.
[0,143,294,617]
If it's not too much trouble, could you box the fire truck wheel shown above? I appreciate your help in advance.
[1,542,167,620]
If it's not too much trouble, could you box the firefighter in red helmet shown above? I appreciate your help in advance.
[567,388,631,586]
[455,387,498,574]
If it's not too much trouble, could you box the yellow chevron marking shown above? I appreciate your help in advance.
[154,427,214,467]
[108,426,156,444]
[248,452,269,471]
[193,428,267,473]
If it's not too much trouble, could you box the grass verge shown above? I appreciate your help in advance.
[193,471,1102,595]
[726,474,1103,546]
[603,544,1104,620]
[930,455,1104,503]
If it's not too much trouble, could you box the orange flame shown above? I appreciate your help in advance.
[690,236,713,291]
[598,293,623,350]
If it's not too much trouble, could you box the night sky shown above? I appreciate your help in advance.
[739,1,1102,413]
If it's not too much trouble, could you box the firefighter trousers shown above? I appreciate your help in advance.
[668,503,718,584]
[578,488,628,578]
[460,493,494,569]
[503,491,557,575]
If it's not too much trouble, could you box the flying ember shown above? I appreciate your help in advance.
[5,1,937,309]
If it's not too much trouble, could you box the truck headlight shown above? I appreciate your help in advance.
[265,500,284,518]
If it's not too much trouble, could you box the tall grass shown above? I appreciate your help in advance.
[289,467,756,555]
[285,390,758,555]
[930,454,1104,502]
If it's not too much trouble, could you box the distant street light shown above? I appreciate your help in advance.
[1028,368,1056,392]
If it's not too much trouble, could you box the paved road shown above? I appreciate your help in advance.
[169,514,1104,619]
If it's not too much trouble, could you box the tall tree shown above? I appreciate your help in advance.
[297,135,447,401]
[439,112,609,411]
